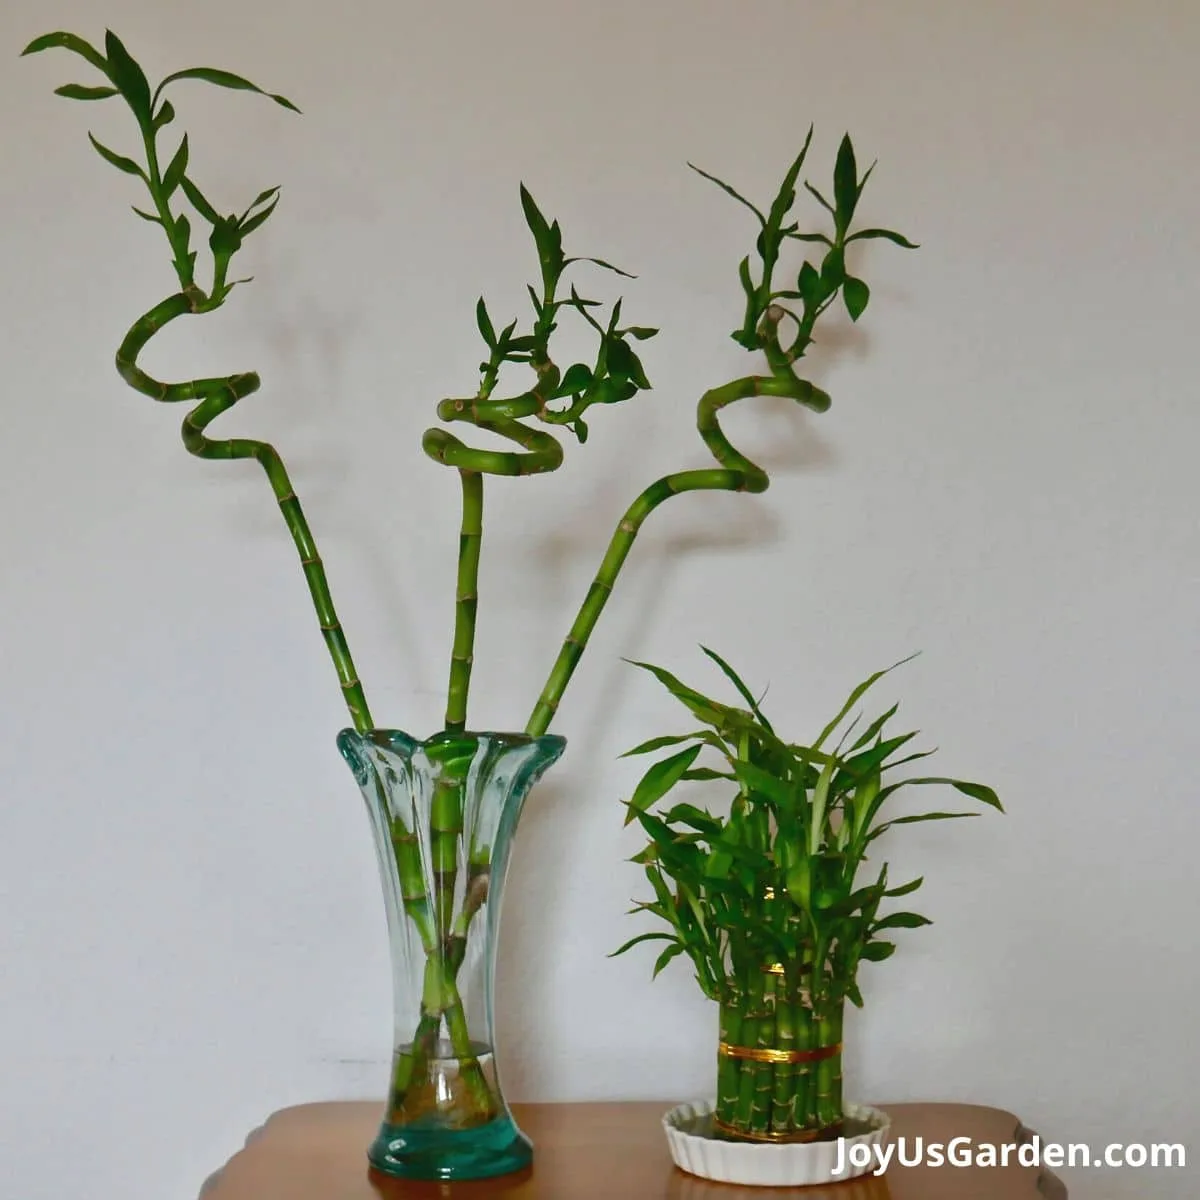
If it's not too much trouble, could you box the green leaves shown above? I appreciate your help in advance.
[624,744,703,825]
[519,183,565,292]
[687,162,767,226]
[54,83,118,101]
[832,134,859,232]
[103,29,151,121]
[872,911,932,931]
[847,228,919,249]
[28,28,296,300]
[475,297,497,349]
[87,132,146,180]
[843,276,870,322]
[21,31,108,73]
[162,136,189,197]
[154,66,300,113]
[618,646,1001,1012]
[180,175,219,224]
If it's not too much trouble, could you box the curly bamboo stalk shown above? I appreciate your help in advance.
[114,298,374,732]
[423,362,564,733]
[525,319,830,737]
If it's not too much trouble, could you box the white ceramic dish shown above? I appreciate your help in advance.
[662,1099,891,1187]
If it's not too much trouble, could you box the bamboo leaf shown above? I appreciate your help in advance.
[866,811,979,845]
[87,132,145,180]
[884,876,923,898]
[103,30,152,121]
[54,83,119,101]
[730,761,792,807]
[209,214,243,257]
[179,175,219,224]
[765,126,813,236]
[737,255,756,303]
[813,653,919,751]
[625,658,751,733]
[644,864,676,913]
[808,757,836,855]
[859,940,896,962]
[661,803,723,837]
[608,931,677,958]
[130,205,161,223]
[879,776,1003,812]
[475,297,497,349]
[621,731,708,758]
[155,66,300,112]
[821,246,845,288]
[797,260,822,308]
[22,31,110,74]
[625,326,658,340]
[785,230,833,246]
[846,228,919,249]
[699,645,774,733]
[839,732,919,782]
[843,276,870,322]
[804,181,836,215]
[555,363,594,397]
[872,910,932,931]
[162,135,188,197]
[624,744,703,825]
[564,255,636,278]
[518,183,563,282]
[833,133,858,228]
[153,99,176,129]
[238,194,279,236]
[687,162,766,225]
[653,942,686,977]
[850,703,899,751]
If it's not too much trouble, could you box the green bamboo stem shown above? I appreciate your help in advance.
[525,358,831,736]
[750,971,778,1135]
[771,987,797,1135]
[445,470,483,732]
[115,297,373,733]
[716,992,742,1125]
[815,1004,844,1130]
[733,965,760,1132]
[791,998,815,1132]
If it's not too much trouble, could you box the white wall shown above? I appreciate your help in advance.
[2,2,1197,1197]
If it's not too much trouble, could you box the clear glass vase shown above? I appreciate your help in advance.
[337,727,566,1181]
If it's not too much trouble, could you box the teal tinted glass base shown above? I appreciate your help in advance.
[368,1113,533,1182]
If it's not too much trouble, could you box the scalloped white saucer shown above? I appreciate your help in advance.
[662,1099,891,1187]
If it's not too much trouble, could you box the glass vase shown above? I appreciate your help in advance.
[337,727,566,1181]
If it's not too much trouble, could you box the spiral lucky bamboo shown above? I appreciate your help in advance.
[25,27,917,1134]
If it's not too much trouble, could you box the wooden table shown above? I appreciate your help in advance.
[200,1101,1067,1199]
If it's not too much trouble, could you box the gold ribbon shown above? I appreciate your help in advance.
[718,1041,842,1065]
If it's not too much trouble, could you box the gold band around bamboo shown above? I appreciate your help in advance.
[718,1040,842,1065]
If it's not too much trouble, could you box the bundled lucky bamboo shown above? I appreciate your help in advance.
[615,650,1001,1142]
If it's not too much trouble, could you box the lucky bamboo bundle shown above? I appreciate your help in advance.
[614,650,1002,1141]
